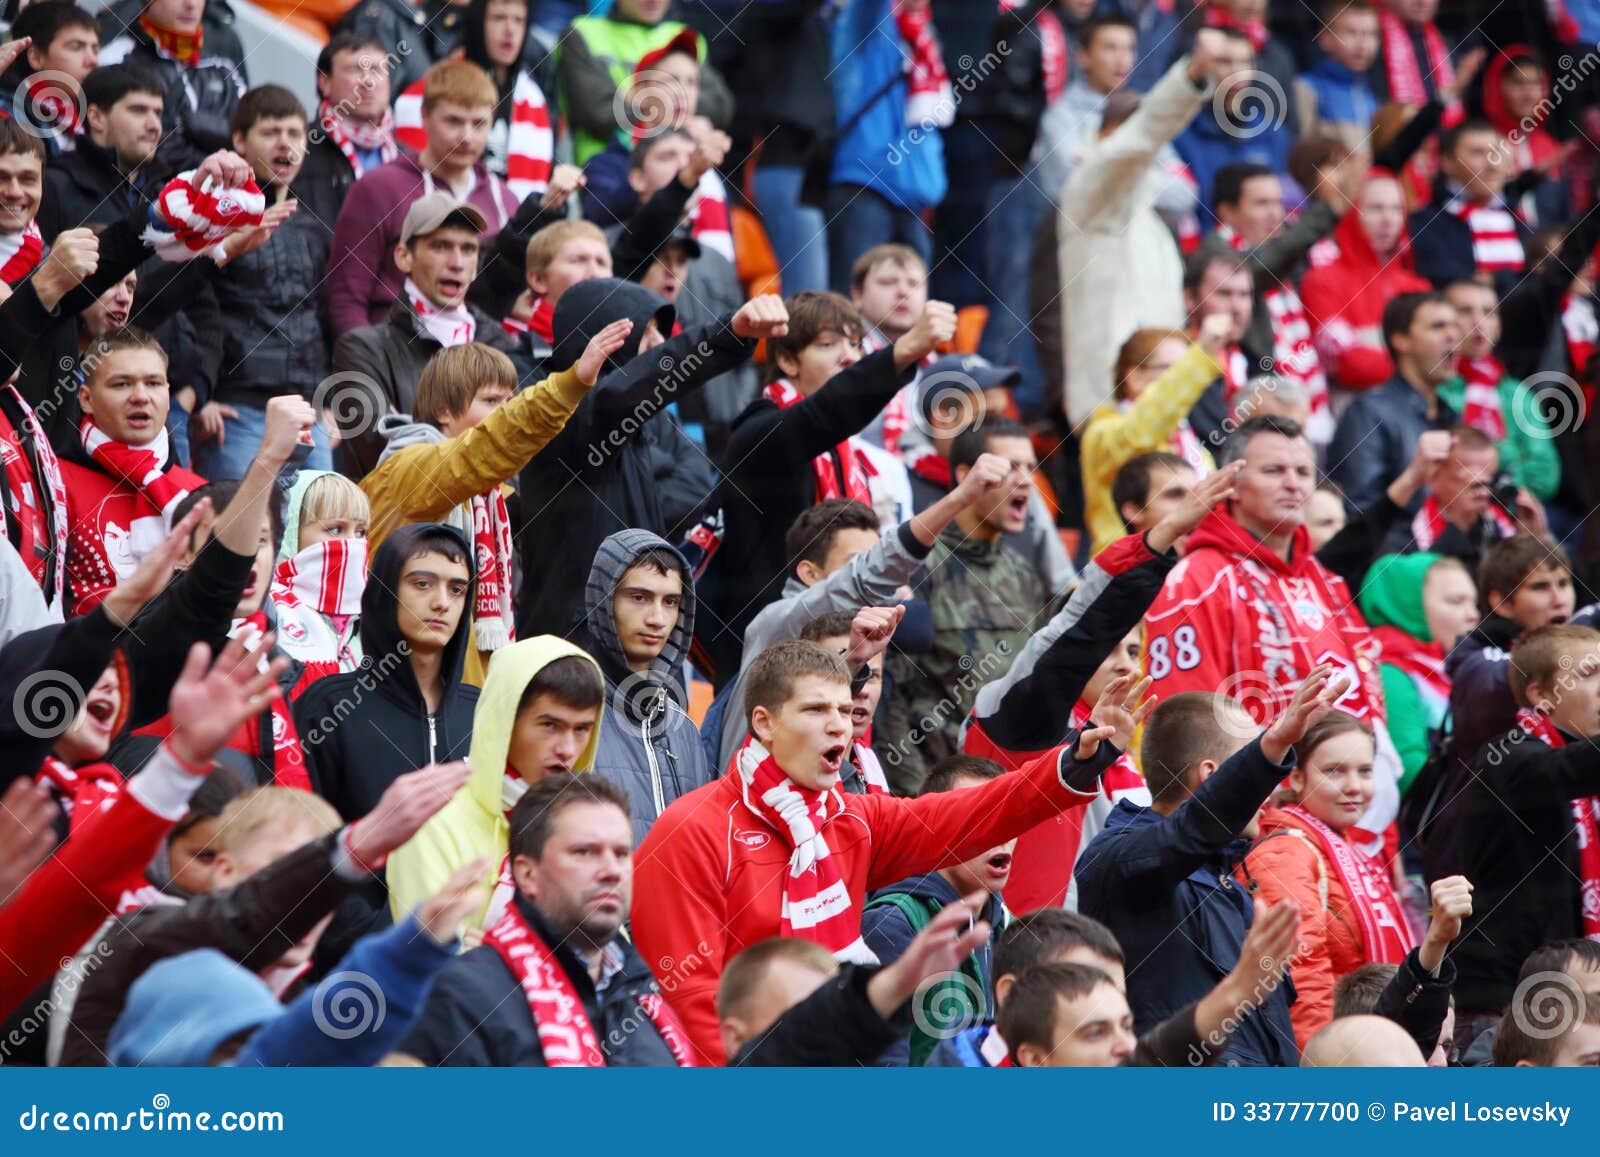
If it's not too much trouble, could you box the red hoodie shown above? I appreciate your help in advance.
[630,745,1100,1064]
[1143,506,1385,727]
[1299,171,1431,391]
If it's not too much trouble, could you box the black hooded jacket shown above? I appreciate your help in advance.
[514,277,753,638]
[296,524,479,824]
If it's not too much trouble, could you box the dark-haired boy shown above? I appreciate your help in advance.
[398,773,691,1067]
[298,32,395,228]
[634,638,1144,1064]
[1,3,100,158]
[384,635,608,926]
[38,63,163,238]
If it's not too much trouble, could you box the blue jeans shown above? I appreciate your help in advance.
[191,400,331,489]
[977,170,1049,413]
[825,184,932,294]
[750,164,829,294]
[166,403,192,470]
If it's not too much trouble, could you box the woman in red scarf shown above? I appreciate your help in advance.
[1244,711,1416,1049]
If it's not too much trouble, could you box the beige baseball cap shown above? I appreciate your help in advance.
[400,191,488,245]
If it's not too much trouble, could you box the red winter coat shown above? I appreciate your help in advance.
[1143,507,1385,726]
[61,457,206,616]
[631,746,1101,1064]
[1299,177,1431,391]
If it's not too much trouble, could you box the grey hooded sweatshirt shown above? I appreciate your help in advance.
[575,529,712,845]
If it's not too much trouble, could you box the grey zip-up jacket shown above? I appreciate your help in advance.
[576,529,712,846]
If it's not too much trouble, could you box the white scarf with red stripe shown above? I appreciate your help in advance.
[141,169,266,262]
[270,538,366,678]
[1562,292,1598,377]
[1410,493,1516,550]
[395,70,552,203]
[80,420,191,525]
[1378,6,1454,107]
[0,220,43,284]
[470,486,515,653]
[481,897,696,1066]
[733,737,877,963]
[407,278,476,347]
[764,378,873,505]
[892,0,954,129]
[1456,353,1508,439]
[1516,709,1600,940]
[1217,225,1331,443]
[852,735,890,795]
[687,168,734,263]
[1444,193,1524,273]
[318,100,397,179]
[1278,803,1416,963]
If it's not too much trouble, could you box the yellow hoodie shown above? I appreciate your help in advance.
[385,635,605,926]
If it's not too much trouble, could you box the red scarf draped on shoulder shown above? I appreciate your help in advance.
[763,378,872,505]
[1516,709,1600,939]
[1276,803,1415,963]
[481,900,696,1066]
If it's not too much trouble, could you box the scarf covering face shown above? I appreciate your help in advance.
[1276,803,1416,963]
[480,899,697,1066]
[319,99,397,179]
[270,538,367,678]
[141,169,266,262]
[1515,709,1600,939]
[0,384,67,604]
[731,737,878,963]
[470,486,515,653]
[763,378,873,505]
[407,277,477,347]
[80,419,191,524]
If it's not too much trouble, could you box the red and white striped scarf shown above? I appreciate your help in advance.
[481,898,696,1065]
[407,277,476,347]
[732,737,877,963]
[141,169,265,262]
[395,70,552,203]
[1276,803,1416,963]
[0,384,67,606]
[318,100,397,180]
[1035,6,1069,104]
[228,611,310,790]
[1444,193,1524,273]
[470,486,515,653]
[1456,353,1508,439]
[893,0,953,128]
[688,168,734,263]
[1562,292,1598,378]
[764,378,873,505]
[0,220,43,284]
[80,420,192,524]
[1516,709,1600,940]
[270,538,366,686]
[852,734,890,795]
[1370,625,1452,702]
[1378,6,1454,108]
[1217,225,1331,440]
[1410,494,1515,550]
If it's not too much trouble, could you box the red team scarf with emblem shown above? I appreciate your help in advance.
[0,220,43,284]
[1278,803,1416,963]
[732,737,878,963]
[471,487,515,652]
[142,169,265,262]
[80,420,193,523]
[318,100,397,179]
[0,384,68,605]
[270,538,367,687]
[1456,354,1508,439]
[481,899,696,1065]
[764,378,873,505]
[1516,709,1600,939]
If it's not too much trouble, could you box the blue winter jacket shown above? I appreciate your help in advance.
[1176,104,1291,222]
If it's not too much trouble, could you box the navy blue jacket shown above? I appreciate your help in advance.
[1327,375,1458,519]
[1407,178,1535,300]
[1075,736,1299,1067]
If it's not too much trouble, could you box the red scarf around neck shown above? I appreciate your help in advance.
[1205,4,1267,49]
[1276,803,1415,963]
[481,899,696,1066]
[1456,353,1507,439]
[1445,193,1524,273]
[80,419,191,523]
[731,737,877,962]
[0,220,43,285]
[1410,494,1515,550]
[140,15,203,66]
[1516,709,1600,939]
[763,378,873,505]
[318,100,397,179]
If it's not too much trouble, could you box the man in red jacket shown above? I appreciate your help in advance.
[632,640,1148,1064]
